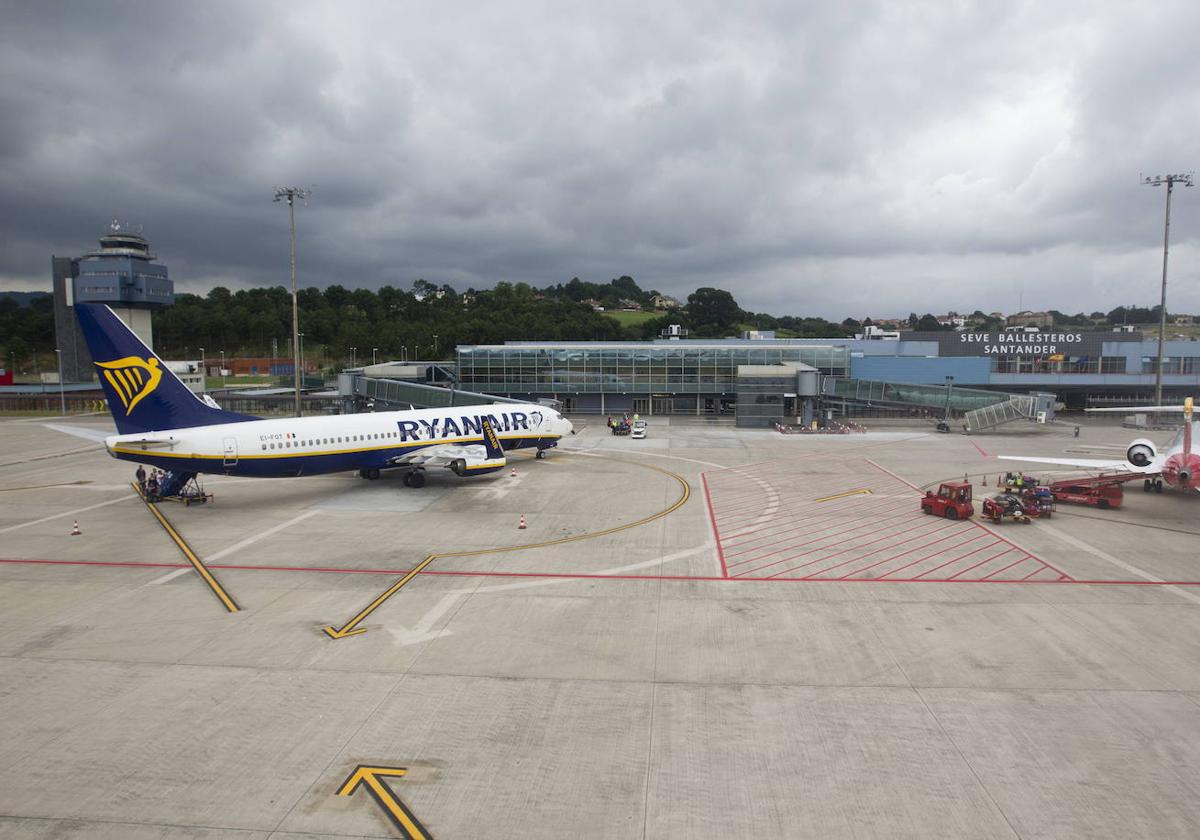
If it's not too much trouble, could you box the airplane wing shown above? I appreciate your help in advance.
[995,455,1159,473]
[387,417,508,476]
[389,443,490,468]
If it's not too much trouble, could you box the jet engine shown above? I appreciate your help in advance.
[1126,439,1156,467]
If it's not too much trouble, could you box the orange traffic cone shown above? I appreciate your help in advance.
[70,520,81,536]
[982,474,988,487]
[518,515,527,530]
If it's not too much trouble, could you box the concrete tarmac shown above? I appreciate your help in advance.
[2,414,1200,838]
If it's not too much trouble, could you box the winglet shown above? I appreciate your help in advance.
[480,417,505,460]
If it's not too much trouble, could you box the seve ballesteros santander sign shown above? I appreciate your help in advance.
[901,330,1142,357]
[958,332,1086,355]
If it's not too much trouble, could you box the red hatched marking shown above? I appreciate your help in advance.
[702,458,1072,582]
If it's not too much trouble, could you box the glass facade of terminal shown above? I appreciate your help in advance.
[457,344,847,394]
[456,343,847,415]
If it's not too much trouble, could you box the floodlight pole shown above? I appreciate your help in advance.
[1143,173,1194,406]
[274,186,311,417]
[55,348,64,415]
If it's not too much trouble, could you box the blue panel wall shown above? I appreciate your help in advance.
[850,356,992,385]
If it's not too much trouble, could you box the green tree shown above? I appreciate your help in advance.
[686,288,743,336]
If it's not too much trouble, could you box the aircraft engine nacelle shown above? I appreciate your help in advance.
[451,458,467,477]
[1127,439,1156,467]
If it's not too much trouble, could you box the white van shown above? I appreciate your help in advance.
[631,419,647,439]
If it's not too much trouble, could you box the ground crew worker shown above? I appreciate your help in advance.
[146,471,159,501]
[135,464,146,493]
[1074,425,1080,438]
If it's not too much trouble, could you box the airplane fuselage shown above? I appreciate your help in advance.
[105,403,569,478]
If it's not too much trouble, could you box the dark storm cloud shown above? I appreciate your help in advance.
[2,0,1198,318]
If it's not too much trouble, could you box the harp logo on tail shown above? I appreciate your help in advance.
[96,356,162,415]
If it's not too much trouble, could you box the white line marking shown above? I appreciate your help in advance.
[0,494,137,534]
[205,510,321,563]
[386,544,715,646]
[564,446,727,469]
[147,567,192,585]
[1036,522,1200,605]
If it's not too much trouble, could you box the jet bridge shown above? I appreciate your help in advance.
[338,372,527,412]
[823,378,1056,431]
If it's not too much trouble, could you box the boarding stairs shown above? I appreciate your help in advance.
[962,395,1038,433]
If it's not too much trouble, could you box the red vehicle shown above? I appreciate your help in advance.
[981,493,1033,524]
[1021,486,1056,519]
[1048,476,1128,510]
[921,482,974,520]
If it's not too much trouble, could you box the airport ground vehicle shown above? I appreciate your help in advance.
[1045,473,1143,509]
[1021,485,1056,518]
[920,482,974,519]
[981,493,1033,524]
[998,471,1040,492]
[631,420,647,439]
[1049,479,1124,509]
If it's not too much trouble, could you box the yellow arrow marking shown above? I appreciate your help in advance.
[813,488,873,503]
[337,764,430,839]
[133,482,240,612]
[323,555,436,638]
[323,457,690,639]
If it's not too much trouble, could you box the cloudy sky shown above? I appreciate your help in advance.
[2,0,1198,319]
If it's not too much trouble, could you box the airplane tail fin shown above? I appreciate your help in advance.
[1185,397,1194,461]
[74,302,259,435]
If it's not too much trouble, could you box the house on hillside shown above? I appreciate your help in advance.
[651,294,681,310]
[1005,310,1053,328]
[618,298,642,311]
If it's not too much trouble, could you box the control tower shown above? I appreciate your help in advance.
[53,221,175,382]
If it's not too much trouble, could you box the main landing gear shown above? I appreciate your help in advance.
[1143,478,1164,493]
[403,470,426,488]
[535,448,547,460]
[358,468,381,480]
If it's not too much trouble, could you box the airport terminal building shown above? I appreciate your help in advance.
[449,329,1200,424]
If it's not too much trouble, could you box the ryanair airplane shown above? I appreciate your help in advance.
[74,303,574,489]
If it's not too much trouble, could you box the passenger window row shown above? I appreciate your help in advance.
[259,431,399,451]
